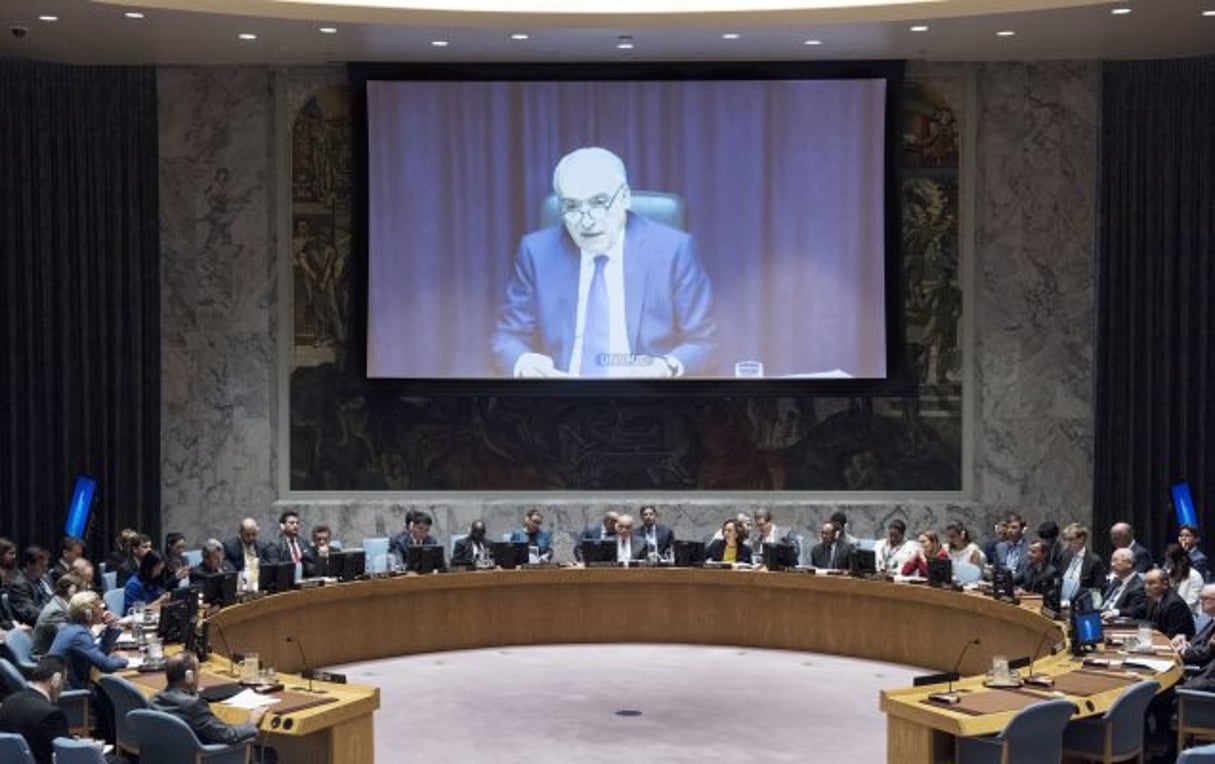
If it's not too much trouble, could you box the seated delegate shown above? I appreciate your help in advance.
[705,519,752,565]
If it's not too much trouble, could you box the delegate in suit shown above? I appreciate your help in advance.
[492,147,717,378]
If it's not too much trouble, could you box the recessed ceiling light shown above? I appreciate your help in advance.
[38,15,58,22]
[803,39,822,46]
[1203,9,1215,15]
[996,30,1016,37]
[319,27,337,34]
[1110,7,1131,14]
[238,33,258,41]
[431,39,449,47]
[124,11,145,19]
[909,25,929,32]
[510,33,529,40]
[722,33,740,40]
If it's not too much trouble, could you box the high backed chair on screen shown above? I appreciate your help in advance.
[538,190,686,231]
[97,674,151,757]
[1060,678,1158,763]
[52,737,107,764]
[127,709,252,764]
[955,698,1076,764]
[0,733,35,764]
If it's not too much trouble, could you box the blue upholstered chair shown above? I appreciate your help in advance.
[955,698,1076,764]
[1060,679,1158,762]
[127,709,252,764]
[1179,742,1215,763]
[102,570,118,592]
[3,627,38,676]
[0,732,35,764]
[0,657,27,695]
[97,674,151,756]
[1178,688,1215,751]
[362,537,391,573]
[52,737,108,763]
[0,656,90,735]
[953,561,983,585]
[183,548,203,567]
[103,587,126,616]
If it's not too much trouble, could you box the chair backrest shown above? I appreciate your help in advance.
[4,627,37,673]
[953,561,983,584]
[52,736,107,763]
[0,657,28,695]
[127,708,210,759]
[362,538,390,571]
[1179,742,1215,763]
[856,538,878,551]
[538,190,687,231]
[450,534,468,557]
[0,732,35,763]
[998,698,1076,764]
[97,674,151,753]
[102,570,119,592]
[182,549,203,567]
[103,587,126,615]
[1101,679,1160,754]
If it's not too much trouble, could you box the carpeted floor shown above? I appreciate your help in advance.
[329,643,921,763]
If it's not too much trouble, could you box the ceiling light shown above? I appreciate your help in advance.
[1203,9,1215,15]
[722,33,740,40]
[996,30,1016,37]
[38,15,58,22]
[909,25,929,32]
[124,11,145,19]
[319,26,337,33]
[803,39,822,46]
[616,35,634,50]
[238,32,258,40]
[1110,7,1131,14]
[431,39,449,47]
[510,33,529,40]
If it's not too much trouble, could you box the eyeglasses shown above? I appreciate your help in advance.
[560,183,625,224]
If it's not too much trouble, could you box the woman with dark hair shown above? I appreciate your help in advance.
[123,549,167,615]
[1165,542,1204,614]
[706,519,752,566]
[0,537,17,588]
[163,532,191,588]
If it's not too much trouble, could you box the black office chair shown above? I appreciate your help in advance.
[538,190,686,231]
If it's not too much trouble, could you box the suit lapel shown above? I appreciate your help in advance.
[554,238,582,362]
[623,215,649,352]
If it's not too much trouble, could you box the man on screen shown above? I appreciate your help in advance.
[492,147,717,378]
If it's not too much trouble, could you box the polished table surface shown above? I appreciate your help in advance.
[206,567,1180,763]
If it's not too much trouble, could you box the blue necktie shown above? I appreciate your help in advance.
[580,255,609,376]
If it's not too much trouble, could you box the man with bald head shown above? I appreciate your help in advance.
[1101,547,1147,621]
[222,518,280,590]
[493,146,717,378]
[1174,583,1215,666]
[1109,521,1154,573]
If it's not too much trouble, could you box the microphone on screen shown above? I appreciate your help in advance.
[928,638,980,705]
[286,635,327,694]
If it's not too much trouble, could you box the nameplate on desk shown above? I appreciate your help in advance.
[302,669,347,684]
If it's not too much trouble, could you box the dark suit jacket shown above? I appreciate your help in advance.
[1059,549,1107,590]
[275,535,307,564]
[1103,574,1148,619]
[637,525,674,558]
[705,540,752,564]
[810,540,854,570]
[1128,540,1154,574]
[300,545,333,578]
[0,688,70,764]
[7,570,53,626]
[1018,563,1060,595]
[150,687,258,746]
[994,538,1032,580]
[221,538,280,572]
[389,533,439,568]
[1191,548,1212,582]
[574,524,615,562]
[1148,590,1196,640]
[492,213,718,376]
[451,537,492,567]
[1184,618,1215,666]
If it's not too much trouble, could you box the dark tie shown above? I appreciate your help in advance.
[580,255,609,377]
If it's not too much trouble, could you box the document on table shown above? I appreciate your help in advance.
[222,689,283,710]
[1121,657,1176,673]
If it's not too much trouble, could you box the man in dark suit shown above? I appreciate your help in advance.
[994,514,1031,582]
[1058,522,1107,604]
[1101,548,1147,621]
[1035,521,1067,570]
[1110,521,1154,574]
[0,656,70,764]
[390,512,441,569]
[637,506,674,560]
[452,521,492,567]
[8,546,54,626]
[982,519,1007,571]
[275,509,306,566]
[611,515,648,564]
[49,537,83,585]
[221,518,280,589]
[575,511,618,562]
[1017,540,1061,595]
[508,508,553,563]
[300,525,337,578]
[492,146,717,378]
[1144,568,1196,640]
[150,653,275,761]
[810,521,854,570]
[1179,524,1211,582]
[1174,583,1215,666]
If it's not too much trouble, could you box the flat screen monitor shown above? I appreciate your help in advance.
[762,542,798,571]
[849,548,877,576]
[338,549,365,581]
[64,475,97,539]
[1173,480,1200,528]
[1072,609,1104,648]
[170,585,200,604]
[580,539,618,565]
[490,541,530,569]
[259,562,295,593]
[927,557,952,588]
[157,599,192,644]
[405,544,446,574]
[672,540,706,568]
[991,567,1016,601]
[202,571,238,608]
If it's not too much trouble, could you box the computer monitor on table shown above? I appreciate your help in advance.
[405,544,446,574]
[672,540,706,568]
[158,599,192,644]
[490,541,529,569]
[927,558,952,588]
[259,562,295,593]
[580,539,618,565]
[330,549,365,581]
[762,542,798,571]
[1071,609,1103,654]
[849,548,877,577]
[202,571,238,608]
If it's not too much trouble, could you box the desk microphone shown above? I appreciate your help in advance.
[1024,627,1058,687]
[209,620,239,678]
[286,635,327,694]
[928,638,980,705]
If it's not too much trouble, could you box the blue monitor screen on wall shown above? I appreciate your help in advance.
[1172,480,1199,528]
[64,475,96,539]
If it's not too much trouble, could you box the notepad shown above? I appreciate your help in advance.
[222,689,282,710]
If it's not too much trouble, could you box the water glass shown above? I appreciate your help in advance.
[242,653,260,683]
